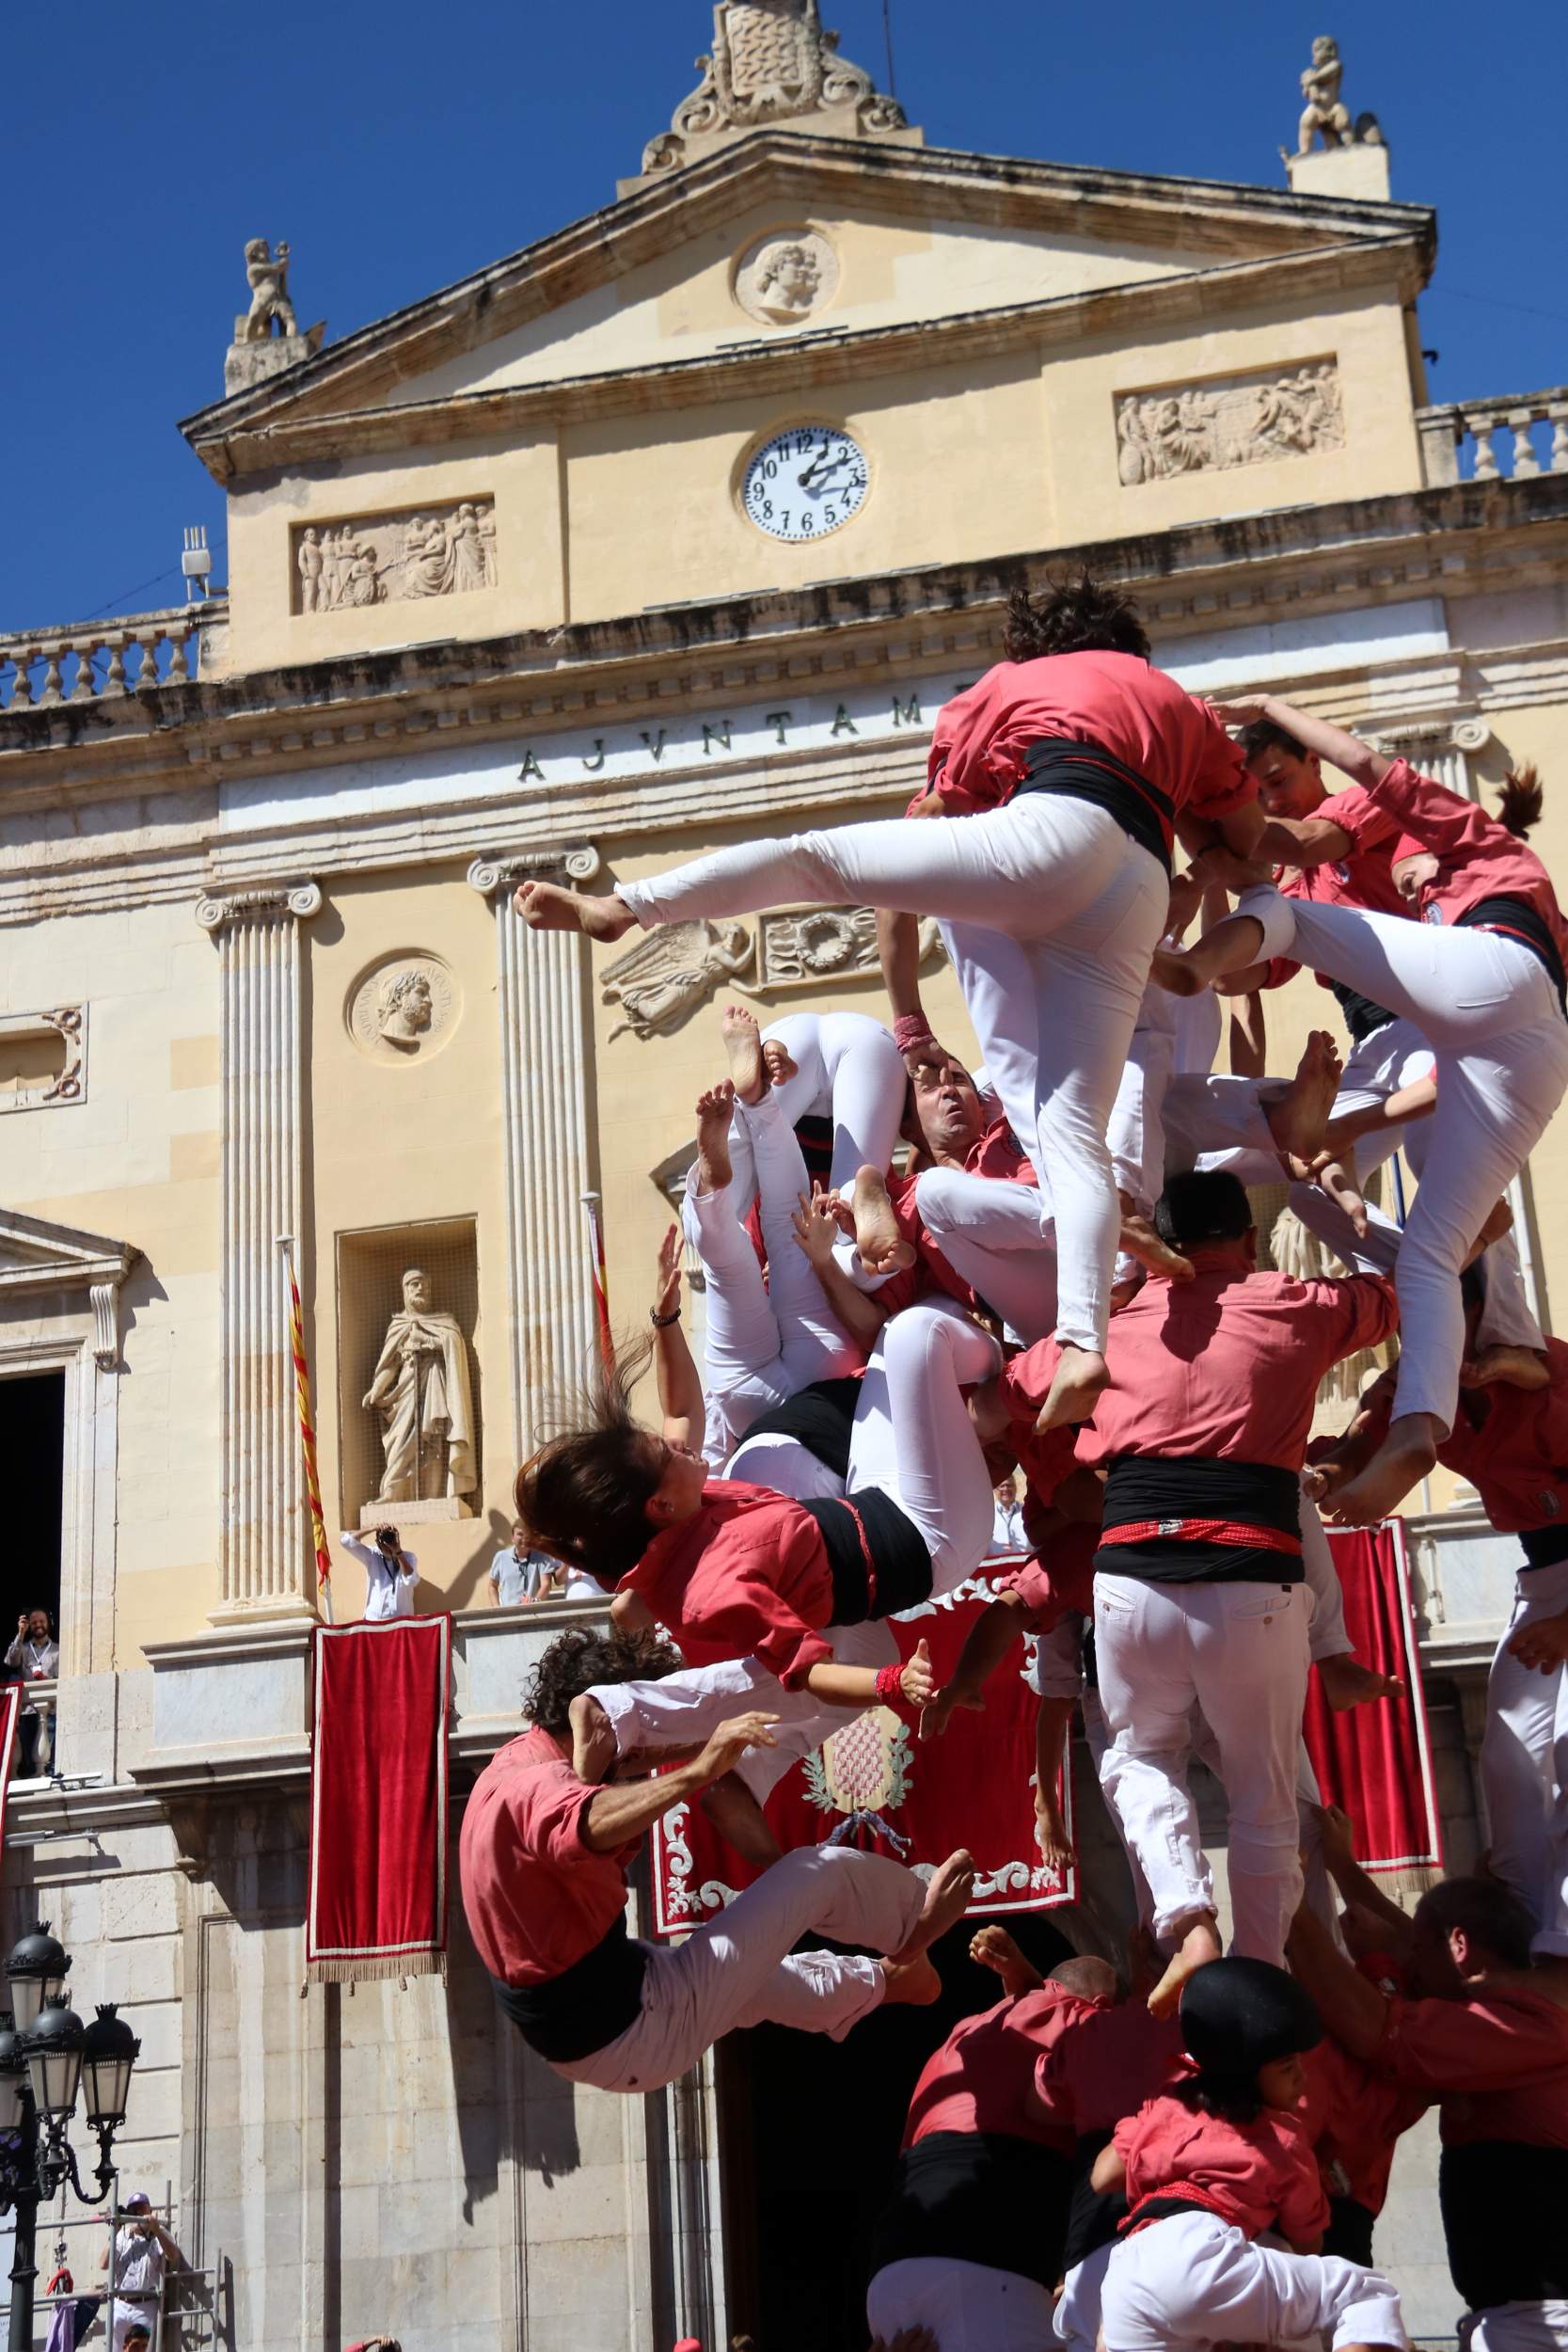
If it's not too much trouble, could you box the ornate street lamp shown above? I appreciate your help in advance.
[0,1928,137,2352]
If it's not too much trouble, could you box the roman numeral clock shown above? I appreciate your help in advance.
[741,421,870,542]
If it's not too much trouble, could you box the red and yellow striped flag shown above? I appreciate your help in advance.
[280,1237,334,1612]
[581,1192,613,1372]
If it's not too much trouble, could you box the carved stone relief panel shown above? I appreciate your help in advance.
[734,227,840,326]
[757,908,943,990]
[601,920,754,1040]
[347,954,459,1064]
[0,1006,86,1112]
[1116,361,1344,485]
[293,500,497,613]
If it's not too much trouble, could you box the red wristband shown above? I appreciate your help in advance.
[893,1013,938,1057]
[875,1661,906,1705]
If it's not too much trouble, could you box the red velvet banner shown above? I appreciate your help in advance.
[652,1566,1075,1937]
[0,1683,18,1857]
[307,1616,451,1983]
[1304,1521,1444,1874]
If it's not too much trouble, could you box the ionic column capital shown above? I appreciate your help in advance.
[466,845,600,898]
[195,879,324,932]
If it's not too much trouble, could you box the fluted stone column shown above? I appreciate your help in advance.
[196,880,323,1620]
[467,847,601,1463]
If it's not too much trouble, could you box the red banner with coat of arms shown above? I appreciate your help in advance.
[650,1568,1075,1937]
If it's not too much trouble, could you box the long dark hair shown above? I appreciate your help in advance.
[1169,2067,1265,2127]
[1002,567,1150,664]
[514,1335,665,1584]
[1496,763,1544,838]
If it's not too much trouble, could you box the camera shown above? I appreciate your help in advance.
[376,1525,401,1554]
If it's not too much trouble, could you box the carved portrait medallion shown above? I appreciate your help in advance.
[734,227,839,326]
[347,954,459,1064]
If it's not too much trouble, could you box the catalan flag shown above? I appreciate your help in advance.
[280,1236,334,1619]
[581,1191,613,1372]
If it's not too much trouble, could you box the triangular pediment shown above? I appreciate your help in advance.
[182,133,1433,473]
[0,1210,137,1295]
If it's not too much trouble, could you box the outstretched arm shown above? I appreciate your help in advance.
[918,1590,1030,1738]
[1314,1804,1416,1949]
[791,1189,889,1352]
[581,1713,780,1852]
[1285,1901,1392,2060]
[651,1223,705,1448]
[1210,694,1392,792]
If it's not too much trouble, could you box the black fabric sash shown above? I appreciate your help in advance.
[1064,2127,1125,2269]
[1120,2191,1226,2238]
[1521,1522,1568,1572]
[868,2131,1073,2292]
[1324,2195,1376,2267]
[1096,1456,1305,1587]
[489,1914,648,2064]
[1011,738,1175,877]
[1440,2139,1568,2312]
[1459,895,1568,1016]
[736,1376,860,1482]
[1327,977,1397,1047]
[800,1490,932,1625]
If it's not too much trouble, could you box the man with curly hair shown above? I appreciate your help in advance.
[459,1627,974,2093]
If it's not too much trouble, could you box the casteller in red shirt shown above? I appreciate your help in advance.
[1115,2090,1330,2246]
[460,1725,638,1988]
[615,1480,840,1690]
[1353,1344,1568,1538]
[905,1980,1099,2159]
[1376,756,1568,970]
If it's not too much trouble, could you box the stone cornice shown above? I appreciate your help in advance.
[189,237,1430,483]
[178,131,1435,466]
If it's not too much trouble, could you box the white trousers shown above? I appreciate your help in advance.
[1461,2301,1568,2352]
[1095,1571,1312,1963]
[1064,2211,1406,2352]
[913,1166,1060,1343]
[553,1845,922,2092]
[723,1428,845,1500]
[618,795,1171,1353]
[1481,1556,1568,1959]
[1239,890,1568,1429]
[869,2255,1056,2352]
[724,1009,907,1205]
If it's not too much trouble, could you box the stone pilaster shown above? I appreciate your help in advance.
[467,848,601,1463]
[196,880,323,1620]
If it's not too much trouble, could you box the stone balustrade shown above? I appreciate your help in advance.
[0,599,225,712]
[1418,389,1568,486]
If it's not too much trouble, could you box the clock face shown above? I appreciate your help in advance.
[741,423,869,542]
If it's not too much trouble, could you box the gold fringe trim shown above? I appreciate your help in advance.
[304,1951,448,1988]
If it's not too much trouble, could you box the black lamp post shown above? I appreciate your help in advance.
[0,1924,138,2352]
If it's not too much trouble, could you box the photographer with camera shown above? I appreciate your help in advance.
[337,1525,421,1622]
[98,2191,182,2350]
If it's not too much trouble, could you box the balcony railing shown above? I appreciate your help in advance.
[0,599,226,713]
[1418,388,1568,487]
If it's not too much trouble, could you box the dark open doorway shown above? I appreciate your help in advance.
[6,1365,66,1647]
[718,1903,1076,2352]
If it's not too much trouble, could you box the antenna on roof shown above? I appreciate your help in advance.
[882,0,897,96]
[182,525,213,604]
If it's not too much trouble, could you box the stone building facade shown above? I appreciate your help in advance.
[2,11,1566,2345]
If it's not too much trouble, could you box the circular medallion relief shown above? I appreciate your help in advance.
[347,953,459,1064]
[733,228,839,326]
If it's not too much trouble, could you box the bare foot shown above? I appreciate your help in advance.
[1318,1653,1404,1711]
[851,1164,915,1276]
[879,1952,942,2007]
[761,1037,799,1089]
[971,1923,1043,1996]
[1149,946,1204,998]
[1035,1804,1077,1877]
[1148,1912,1222,2019]
[1323,1415,1441,1526]
[514,879,635,941]
[693,1081,735,1195]
[568,1691,616,1784]
[1264,1031,1343,1165]
[1463,1343,1551,1392]
[1119,1210,1194,1284]
[892,1848,976,1962]
[1037,1345,1109,1434]
[721,1004,767,1106]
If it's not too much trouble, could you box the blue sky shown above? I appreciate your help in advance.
[4,0,1563,631]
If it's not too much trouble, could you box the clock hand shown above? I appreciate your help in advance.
[797,443,842,489]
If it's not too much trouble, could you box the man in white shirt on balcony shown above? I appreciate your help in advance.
[337,1526,420,1622]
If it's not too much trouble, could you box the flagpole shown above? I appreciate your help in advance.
[580,1192,613,1372]
[279,1234,335,1624]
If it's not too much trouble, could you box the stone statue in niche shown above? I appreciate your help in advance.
[758,906,943,987]
[363,1267,477,1513]
[1294,36,1384,153]
[1117,363,1344,485]
[293,501,498,613]
[602,919,754,1039]
[735,228,839,326]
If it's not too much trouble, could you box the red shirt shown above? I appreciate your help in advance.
[1360,1348,1568,1534]
[1116,2091,1330,2244]
[1300,2034,1427,2215]
[1373,1983,1568,2149]
[927,653,1254,834]
[1374,756,1568,966]
[1037,1999,1185,2139]
[459,1727,633,1986]
[999,1521,1099,1629]
[879,1122,1041,1317]
[905,1983,1094,2156]
[1264,783,1410,991]
[617,1481,836,1688]
[1005,1267,1398,1475]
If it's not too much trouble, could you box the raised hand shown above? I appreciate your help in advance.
[694,1712,781,1785]
[899,1638,937,1713]
[791,1186,841,1271]
[918,1679,985,1741]
[654,1221,683,1319]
